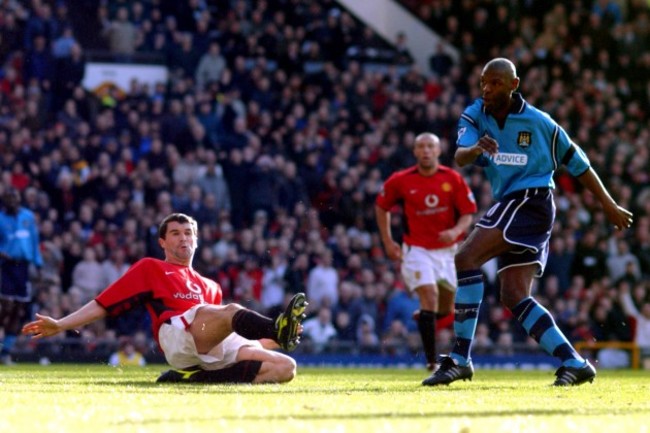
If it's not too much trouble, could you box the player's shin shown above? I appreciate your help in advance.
[450,270,484,366]
[417,309,437,366]
[512,297,585,368]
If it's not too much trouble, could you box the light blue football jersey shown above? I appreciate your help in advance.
[456,93,590,200]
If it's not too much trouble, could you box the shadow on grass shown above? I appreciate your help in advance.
[112,407,650,426]
[148,381,537,394]
[18,378,552,394]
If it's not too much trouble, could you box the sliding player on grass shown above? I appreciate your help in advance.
[23,213,307,384]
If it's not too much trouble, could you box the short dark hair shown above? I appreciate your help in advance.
[2,187,19,199]
[158,213,198,239]
[2,187,20,208]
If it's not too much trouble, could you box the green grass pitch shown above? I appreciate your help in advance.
[1,364,649,432]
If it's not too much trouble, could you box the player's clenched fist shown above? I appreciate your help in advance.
[476,136,498,156]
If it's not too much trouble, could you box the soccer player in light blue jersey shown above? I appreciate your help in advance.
[0,188,43,365]
[423,58,634,387]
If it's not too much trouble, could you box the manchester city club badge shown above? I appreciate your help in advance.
[517,131,532,148]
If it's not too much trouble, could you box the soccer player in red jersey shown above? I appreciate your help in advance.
[375,132,477,372]
[22,213,307,384]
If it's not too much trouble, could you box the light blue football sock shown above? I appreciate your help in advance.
[512,297,585,368]
[450,270,484,366]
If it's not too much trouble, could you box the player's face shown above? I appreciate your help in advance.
[2,190,20,214]
[159,221,197,265]
[480,68,517,113]
[414,137,440,169]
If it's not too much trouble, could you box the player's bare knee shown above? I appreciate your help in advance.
[437,286,455,314]
[222,303,244,317]
[500,291,524,310]
[454,251,473,271]
[416,285,438,309]
[277,356,297,383]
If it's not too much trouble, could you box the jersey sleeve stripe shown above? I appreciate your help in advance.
[460,113,477,127]
[561,143,577,166]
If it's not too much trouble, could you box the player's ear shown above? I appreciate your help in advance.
[512,76,520,91]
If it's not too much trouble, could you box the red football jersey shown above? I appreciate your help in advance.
[95,258,222,343]
[376,165,477,249]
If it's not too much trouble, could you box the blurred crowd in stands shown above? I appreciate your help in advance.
[0,0,648,365]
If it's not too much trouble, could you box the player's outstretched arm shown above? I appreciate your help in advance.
[576,167,634,230]
[454,136,498,167]
[22,300,108,339]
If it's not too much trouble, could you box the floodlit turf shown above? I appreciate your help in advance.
[1,364,649,433]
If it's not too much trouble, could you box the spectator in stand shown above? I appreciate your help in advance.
[23,2,57,50]
[247,155,278,221]
[543,236,574,294]
[71,246,105,303]
[572,229,608,287]
[632,217,650,278]
[306,249,339,311]
[358,283,381,330]
[592,0,623,28]
[23,35,54,86]
[356,314,380,353]
[0,11,23,64]
[39,240,63,287]
[302,306,337,353]
[108,336,146,367]
[619,281,650,368]
[169,32,201,79]
[382,287,420,335]
[429,42,454,77]
[178,184,204,218]
[195,150,232,215]
[283,253,310,295]
[221,148,252,229]
[260,252,288,312]
[472,323,494,355]
[589,295,631,343]
[607,238,642,284]
[276,161,309,215]
[382,318,417,356]
[195,41,226,92]
[53,43,89,109]
[51,26,77,59]
[393,31,414,65]
[102,6,138,59]
[101,248,130,287]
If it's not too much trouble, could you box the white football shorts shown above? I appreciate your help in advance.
[158,304,262,370]
[401,244,458,292]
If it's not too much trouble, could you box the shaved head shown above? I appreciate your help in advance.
[482,58,517,80]
[415,132,440,144]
